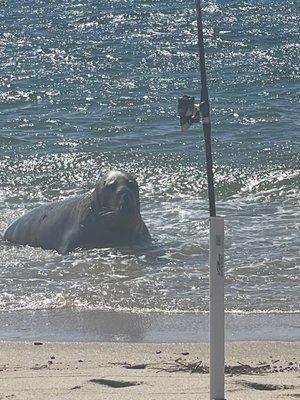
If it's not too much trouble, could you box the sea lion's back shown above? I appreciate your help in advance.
[4,196,83,250]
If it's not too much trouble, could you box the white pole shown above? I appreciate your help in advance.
[209,216,225,400]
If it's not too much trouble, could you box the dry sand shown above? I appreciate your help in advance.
[0,341,299,400]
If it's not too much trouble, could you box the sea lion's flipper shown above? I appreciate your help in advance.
[58,229,80,255]
[141,221,151,241]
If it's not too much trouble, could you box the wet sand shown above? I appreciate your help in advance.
[0,309,298,342]
[0,341,299,400]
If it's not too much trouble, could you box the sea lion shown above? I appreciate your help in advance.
[3,170,151,254]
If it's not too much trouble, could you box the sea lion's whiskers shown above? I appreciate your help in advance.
[98,210,115,217]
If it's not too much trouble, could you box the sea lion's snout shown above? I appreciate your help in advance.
[118,190,136,215]
[99,171,140,217]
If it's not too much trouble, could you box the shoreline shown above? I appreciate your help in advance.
[0,309,299,342]
[0,340,299,400]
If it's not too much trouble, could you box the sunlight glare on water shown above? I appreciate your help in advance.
[0,0,299,314]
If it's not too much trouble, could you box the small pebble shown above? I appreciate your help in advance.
[156,350,161,354]
[50,356,55,360]
[78,359,83,363]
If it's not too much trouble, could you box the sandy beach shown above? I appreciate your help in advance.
[0,341,299,400]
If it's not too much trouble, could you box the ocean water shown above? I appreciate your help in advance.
[0,0,299,318]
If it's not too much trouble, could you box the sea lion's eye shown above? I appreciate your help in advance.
[106,180,116,189]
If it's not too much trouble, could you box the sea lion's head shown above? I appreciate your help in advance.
[94,170,141,219]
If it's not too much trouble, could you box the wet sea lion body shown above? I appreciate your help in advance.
[4,171,151,254]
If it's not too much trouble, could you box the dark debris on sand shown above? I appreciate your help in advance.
[89,378,142,388]
[153,358,300,375]
[240,381,296,391]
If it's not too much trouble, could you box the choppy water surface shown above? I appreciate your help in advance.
[0,0,299,314]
